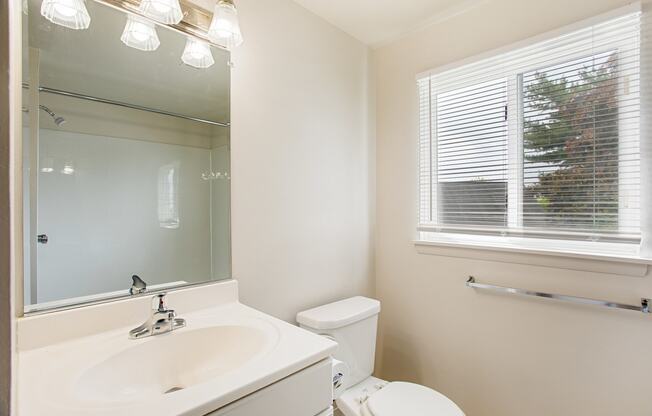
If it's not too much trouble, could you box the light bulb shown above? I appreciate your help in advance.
[181,38,215,68]
[139,0,183,25]
[40,0,91,30]
[120,15,160,51]
[132,29,149,42]
[61,163,75,175]
[208,0,243,50]
[54,3,76,16]
[40,157,55,173]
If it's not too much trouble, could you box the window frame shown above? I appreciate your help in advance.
[416,4,647,260]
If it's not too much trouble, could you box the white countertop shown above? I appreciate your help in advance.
[17,281,337,415]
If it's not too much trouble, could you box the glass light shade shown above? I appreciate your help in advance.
[138,0,183,25]
[120,15,160,52]
[181,38,215,68]
[40,0,91,30]
[208,0,243,50]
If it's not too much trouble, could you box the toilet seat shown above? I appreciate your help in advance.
[361,382,464,416]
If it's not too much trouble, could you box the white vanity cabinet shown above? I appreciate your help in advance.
[207,358,333,416]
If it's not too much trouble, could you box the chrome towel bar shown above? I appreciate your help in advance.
[466,276,651,315]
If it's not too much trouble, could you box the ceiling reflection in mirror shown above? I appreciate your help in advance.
[22,0,231,313]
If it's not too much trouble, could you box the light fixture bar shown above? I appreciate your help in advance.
[96,0,230,50]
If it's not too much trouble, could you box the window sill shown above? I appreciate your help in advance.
[415,234,651,277]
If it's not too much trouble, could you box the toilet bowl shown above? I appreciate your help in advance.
[297,297,465,416]
[336,376,463,416]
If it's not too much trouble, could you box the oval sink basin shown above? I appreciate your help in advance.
[75,325,268,404]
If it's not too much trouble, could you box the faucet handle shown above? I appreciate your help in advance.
[129,275,147,295]
[153,293,168,312]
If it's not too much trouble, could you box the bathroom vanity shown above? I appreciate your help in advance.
[17,280,337,415]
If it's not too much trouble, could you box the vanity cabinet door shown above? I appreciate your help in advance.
[207,359,333,416]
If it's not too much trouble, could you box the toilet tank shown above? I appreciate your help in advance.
[297,297,381,389]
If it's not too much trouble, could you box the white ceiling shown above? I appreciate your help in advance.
[291,0,487,47]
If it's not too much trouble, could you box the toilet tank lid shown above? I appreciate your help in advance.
[297,297,381,330]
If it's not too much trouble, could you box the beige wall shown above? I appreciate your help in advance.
[373,1,652,415]
[230,0,375,322]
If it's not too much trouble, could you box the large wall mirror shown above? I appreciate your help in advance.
[22,0,231,313]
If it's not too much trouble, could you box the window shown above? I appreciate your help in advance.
[418,8,643,255]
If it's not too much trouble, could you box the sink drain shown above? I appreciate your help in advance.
[164,386,185,394]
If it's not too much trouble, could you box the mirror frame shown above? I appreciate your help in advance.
[17,0,233,317]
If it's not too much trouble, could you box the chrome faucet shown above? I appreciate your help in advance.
[129,294,186,339]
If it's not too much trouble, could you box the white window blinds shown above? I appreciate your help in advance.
[418,7,643,247]
[436,79,508,227]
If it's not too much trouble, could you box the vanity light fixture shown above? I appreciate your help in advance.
[121,15,160,51]
[208,0,243,50]
[40,0,91,30]
[138,0,183,25]
[182,38,215,68]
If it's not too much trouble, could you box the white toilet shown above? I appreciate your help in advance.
[297,297,465,416]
